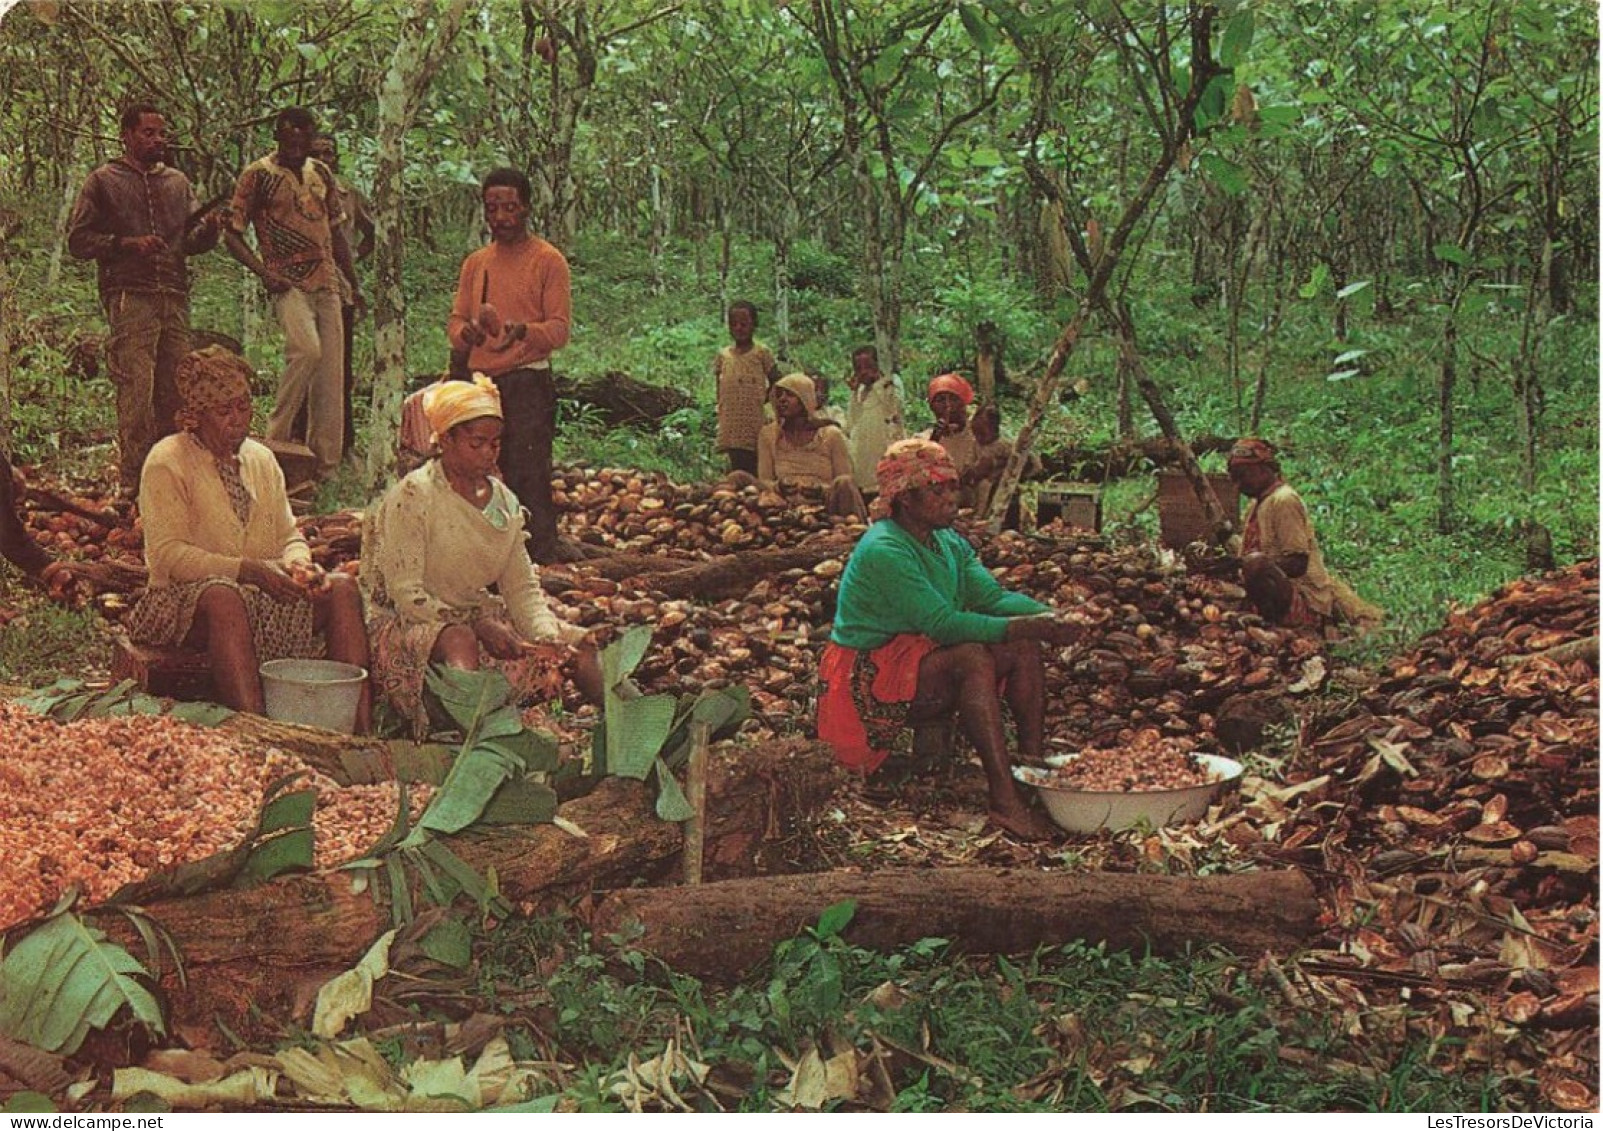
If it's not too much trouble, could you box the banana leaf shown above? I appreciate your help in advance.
[0,912,165,1055]
[652,758,696,822]
[425,667,514,737]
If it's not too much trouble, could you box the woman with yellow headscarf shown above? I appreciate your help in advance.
[728,373,867,522]
[126,346,371,727]
[361,376,597,737]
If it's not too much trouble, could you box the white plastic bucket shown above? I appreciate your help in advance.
[259,658,367,734]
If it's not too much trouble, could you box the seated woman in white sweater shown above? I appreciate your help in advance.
[127,346,371,728]
[362,376,598,737]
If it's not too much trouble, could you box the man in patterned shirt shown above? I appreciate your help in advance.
[223,107,361,480]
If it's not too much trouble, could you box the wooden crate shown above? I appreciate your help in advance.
[110,634,216,701]
[260,438,318,493]
[1156,471,1240,549]
[1036,482,1103,532]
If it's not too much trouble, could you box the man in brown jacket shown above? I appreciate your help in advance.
[68,103,220,496]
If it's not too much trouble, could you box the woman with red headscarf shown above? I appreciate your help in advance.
[816,438,1084,841]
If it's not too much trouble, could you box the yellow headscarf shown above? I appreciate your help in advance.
[774,372,818,412]
[423,374,502,445]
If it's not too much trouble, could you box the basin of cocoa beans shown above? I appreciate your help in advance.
[1014,739,1243,834]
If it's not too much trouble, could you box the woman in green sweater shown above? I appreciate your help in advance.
[817,438,1083,840]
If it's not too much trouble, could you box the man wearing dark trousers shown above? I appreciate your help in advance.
[446,167,570,562]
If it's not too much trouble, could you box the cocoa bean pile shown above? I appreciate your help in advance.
[0,701,430,933]
[13,464,1325,750]
[552,468,861,554]
[1268,560,1599,1110]
[1036,730,1213,792]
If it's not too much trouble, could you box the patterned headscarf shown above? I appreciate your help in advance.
[774,372,818,412]
[876,437,958,507]
[423,374,502,444]
[927,373,974,406]
[1227,437,1279,469]
[174,346,253,432]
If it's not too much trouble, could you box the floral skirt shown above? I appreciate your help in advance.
[368,608,568,739]
[815,634,939,775]
[125,579,322,661]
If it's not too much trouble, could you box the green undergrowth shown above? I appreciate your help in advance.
[0,600,108,686]
[474,913,1519,1113]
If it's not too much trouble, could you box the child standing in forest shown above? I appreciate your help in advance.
[844,345,905,494]
[713,300,780,475]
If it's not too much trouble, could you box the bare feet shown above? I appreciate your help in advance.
[987,805,1060,842]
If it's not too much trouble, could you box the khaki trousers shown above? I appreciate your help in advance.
[104,290,189,492]
[267,287,344,476]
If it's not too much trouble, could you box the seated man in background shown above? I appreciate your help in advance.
[731,373,866,522]
[1226,438,1382,633]
[810,373,848,429]
[817,438,1084,841]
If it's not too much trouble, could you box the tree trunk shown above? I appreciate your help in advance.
[1114,349,1136,442]
[1036,434,1236,483]
[987,4,1219,532]
[635,536,854,601]
[1119,309,1236,546]
[594,867,1320,983]
[365,0,472,493]
[1436,312,1457,535]
[44,145,79,291]
[1515,239,1552,495]
[774,234,793,360]
[975,322,1000,404]
[105,738,844,1046]
[0,235,13,451]
[649,162,666,296]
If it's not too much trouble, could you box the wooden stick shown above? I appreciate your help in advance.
[1500,635,1599,670]
[683,721,710,885]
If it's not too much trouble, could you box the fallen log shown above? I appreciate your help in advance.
[1037,433,1236,483]
[99,738,843,1046]
[553,370,693,429]
[641,536,855,601]
[592,867,1320,982]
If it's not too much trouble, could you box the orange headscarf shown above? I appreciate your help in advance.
[1227,438,1279,468]
[927,373,974,406]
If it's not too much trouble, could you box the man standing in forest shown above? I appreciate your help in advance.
[223,106,361,481]
[68,102,220,498]
[305,132,374,460]
[447,167,571,562]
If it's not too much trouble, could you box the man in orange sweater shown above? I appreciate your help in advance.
[447,167,571,561]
